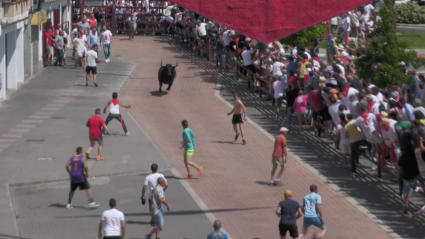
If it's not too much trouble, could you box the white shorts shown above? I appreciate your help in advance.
[340,143,351,154]
[165,16,173,23]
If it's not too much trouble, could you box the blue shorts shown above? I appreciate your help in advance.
[303,217,325,228]
[154,212,164,229]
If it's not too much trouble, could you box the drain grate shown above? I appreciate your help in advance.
[25,139,45,142]
[51,117,65,119]
[36,157,54,161]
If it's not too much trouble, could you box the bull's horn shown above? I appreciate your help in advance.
[160,60,163,67]
[174,61,178,67]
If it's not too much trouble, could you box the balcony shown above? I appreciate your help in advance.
[2,0,31,23]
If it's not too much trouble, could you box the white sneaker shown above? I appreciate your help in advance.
[66,204,73,209]
[414,186,422,193]
[88,202,100,209]
[125,132,130,136]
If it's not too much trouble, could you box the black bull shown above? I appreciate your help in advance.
[158,61,178,92]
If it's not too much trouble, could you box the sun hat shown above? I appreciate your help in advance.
[280,127,288,132]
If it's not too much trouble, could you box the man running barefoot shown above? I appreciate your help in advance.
[103,92,131,136]
[181,120,203,179]
[86,109,111,161]
[271,127,288,185]
[227,92,247,145]
[65,146,100,209]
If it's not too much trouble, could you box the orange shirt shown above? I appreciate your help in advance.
[272,134,287,158]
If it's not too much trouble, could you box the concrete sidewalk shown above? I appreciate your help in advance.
[0,48,213,238]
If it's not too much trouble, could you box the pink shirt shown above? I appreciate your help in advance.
[294,95,308,114]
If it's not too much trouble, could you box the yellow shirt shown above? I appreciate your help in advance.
[344,119,364,143]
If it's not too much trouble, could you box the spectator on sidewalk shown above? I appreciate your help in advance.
[98,198,125,239]
[336,113,350,169]
[141,163,168,225]
[273,70,287,120]
[88,27,99,54]
[345,113,364,177]
[271,127,288,185]
[73,29,88,69]
[86,44,99,87]
[44,28,53,66]
[276,190,303,239]
[86,108,111,161]
[145,177,170,239]
[53,30,65,66]
[101,25,113,63]
[207,220,228,239]
[286,84,298,129]
[299,185,327,239]
[78,16,91,35]
[294,89,309,137]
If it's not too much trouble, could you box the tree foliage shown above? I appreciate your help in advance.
[279,23,328,49]
[355,0,425,88]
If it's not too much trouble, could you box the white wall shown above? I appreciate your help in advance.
[0,35,5,99]
[6,30,17,90]
[16,28,24,84]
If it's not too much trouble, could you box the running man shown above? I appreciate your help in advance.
[103,92,131,136]
[276,190,303,239]
[65,146,100,209]
[145,177,170,239]
[299,185,327,239]
[141,163,168,225]
[227,92,247,145]
[86,108,111,161]
[86,44,99,87]
[181,120,203,179]
[271,127,288,185]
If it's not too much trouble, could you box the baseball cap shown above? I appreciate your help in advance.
[284,190,292,197]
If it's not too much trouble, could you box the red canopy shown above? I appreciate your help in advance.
[173,0,372,43]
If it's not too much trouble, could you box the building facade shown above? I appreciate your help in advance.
[0,0,71,100]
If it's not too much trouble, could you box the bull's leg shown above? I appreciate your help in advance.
[166,82,173,91]
[159,82,162,92]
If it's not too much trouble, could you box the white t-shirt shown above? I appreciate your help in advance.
[223,30,231,46]
[371,94,380,103]
[86,50,98,67]
[341,87,359,109]
[73,35,87,52]
[381,119,398,147]
[329,101,344,126]
[337,64,345,76]
[367,102,380,115]
[196,23,207,36]
[241,49,254,66]
[330,17,338,25]
[376,92,383,102]
[355,113,379,139]
[342,16,351,32]
[273,80,285,98]
[272,62,284,77]
[364,4,374,16]
[102,208,125,236]
[144,172,167,198]
[337,124,350,145]
[102,30,113,44]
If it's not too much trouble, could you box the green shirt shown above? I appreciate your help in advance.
[182,127,194,151]
[395,121,411,134]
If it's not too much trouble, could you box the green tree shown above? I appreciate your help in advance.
[356,0,425,88]
[279,23,328,49]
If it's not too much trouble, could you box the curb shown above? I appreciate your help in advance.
[397,23,425,28]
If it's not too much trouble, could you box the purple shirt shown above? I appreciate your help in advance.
[70,155,84,183]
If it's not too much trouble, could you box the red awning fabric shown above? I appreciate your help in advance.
[172,0,373,43]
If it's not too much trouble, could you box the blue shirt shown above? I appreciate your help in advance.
[405,103,414,121]
[286,62,297,74]
[183,127,194,151]
[88,32,98,47]
[280,74,288,90]
[207,231,228,239]
[301,192,321,218]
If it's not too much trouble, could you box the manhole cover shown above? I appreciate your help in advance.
[51,117,64,119]
[36,157,54,161]
[25,139,45,142]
